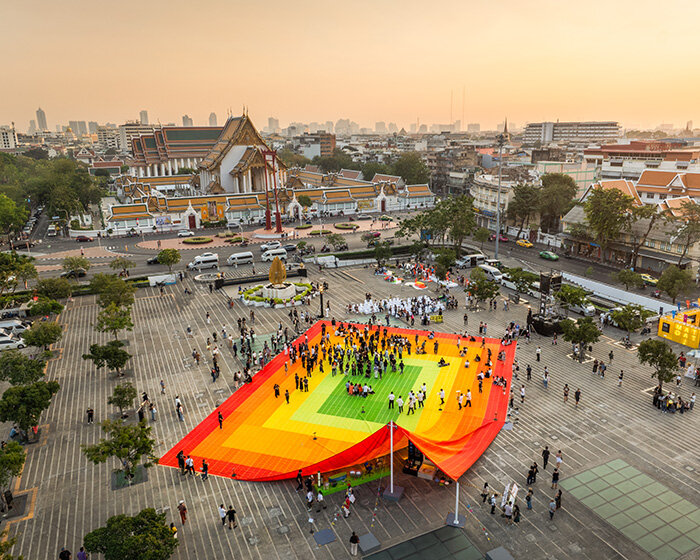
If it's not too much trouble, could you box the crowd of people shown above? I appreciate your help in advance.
[347,295,446,324]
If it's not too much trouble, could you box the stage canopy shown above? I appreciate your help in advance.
[160,321,515,481]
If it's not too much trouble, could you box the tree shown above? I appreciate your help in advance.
[83,340,132,376]
[0,253,34,295]
[313,148,358,173]
[444,195,476,256]
[474,227,490,250]
[96,303,134,340]
[21,321,63,350]
[672,201,700,266]
[0,194,28,239]
[508,268,536,295]
[611,304,652,336]
[0,380,60,440]
[297,195,313,210]
[0,350,45,385]
[468,268,500,307]
[109,256,135,276]
[361,161,391,182]
[583,186,635,263]
[539,173,577,233]
[560,317,600,361]
[82,420,156,481]
[391,152,430,185]
[507,183,541,237]
[156,249,181,273]
[629,205,665,269]
[0,529,24,560]
[638,339,679,389]
[36,277,72,299]
[434,248,456,280]
[62,256,90,275]
[277,148,311,168]
[657,265,693,303]
[176,167,196,175]
[27,298,64,317]
[615,268,644,290]
[361,232,375,245]
[0,441,26,492]
[108,382,137,418]
[83,508,178,560]
[14,261,37,290]
[373,242,392,266]
[554,285,588,317]
[324,232,346,250]
[90,274,136,308]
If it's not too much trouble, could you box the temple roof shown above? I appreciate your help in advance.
[131,126,222,165]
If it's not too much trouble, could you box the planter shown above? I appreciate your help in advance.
[182,236,213,244]
[295,224,313,230]
[334,223,358,230]
[309,230,330,236]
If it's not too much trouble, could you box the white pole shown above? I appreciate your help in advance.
[389,421,394,493]
[453,481,460,524]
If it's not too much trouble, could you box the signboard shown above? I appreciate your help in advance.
[430,314,444,323]
[357,199,374,210]
[155,216,171,226]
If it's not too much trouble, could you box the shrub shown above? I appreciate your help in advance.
[224,236,244,243]
[182,236,213,244]
[216,231,237,238]
[295,224,313,230]
[309,229,330,236]
[335,223,358,230]
[200,220,227,228]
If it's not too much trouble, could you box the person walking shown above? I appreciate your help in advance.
[178,500,188,524]
[542,370,549,389]
[388,392,395,409]
[439,388,445,405]
[542,446,550,469]
[481,482,490,503]
[218,411,223,429]
[397,396,404,413]
[548,498,557,520]
[574,388,581,407]
[201,459,208,480]
[160,379,166,394]
[86,407,94,424]
[349,531,360,556]
[296,469,303,492]
[520,385,526,403]
[555,489,562,510]
[285,389,290,404]
[465,390,472,407]
[618,370,624,387]
[489,493,498,514]
[555,450,563,469]
[149,402,157,421]
[526,364,532,381]
[563,384,569,403]
[551,468,560,489]
[526,487,533,510]
[536,346,541,362]
[76,547,87,560]
[226,505,237,529]
[306,490,314,511]
[316,491,326,512]
[218,504,227,527]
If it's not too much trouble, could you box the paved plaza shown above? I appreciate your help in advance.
[5,262,700,559]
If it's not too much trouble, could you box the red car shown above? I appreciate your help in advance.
[489,233,509,242]
[75,235,94,242]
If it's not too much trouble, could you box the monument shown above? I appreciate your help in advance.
[262,257,296,300]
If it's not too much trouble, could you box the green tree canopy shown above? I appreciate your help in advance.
[583,186,635,263]
[469,268,500,305]
[62,256,90,274]
[554,285,588,316]
[0,350,46,385]
[0,253,35,296]
[507,183,541,236]
[611,304,652,335]
[657,265,693,303]
[615,268,644,290]
[508,268,537,294]
[0,194,28,238]
[0,380,60,438]
[672,201,700,266]
[474,227,490,250]
[361,161,391,182]
[36,277,72,299]
[539,173,577,233]
[156,249,181,273]
[0,441,26,492]
[27,298,64,317]
[560,316,600,361]
[434,248,456,280]
[312,148,358,173]
[109,256,135,275]
[373,242,392,266]
[82,340,132,376]
[297,195,313,209]
[107,382,137,416]
[391,152,430,185]
[83,508,178,560]
[90,274,136,308]
[637,339,678,389]
[82,419,155,479]
[277,148,311,168]
[21,321,63,350]
[323,232,346,250]
[95,303,134,340]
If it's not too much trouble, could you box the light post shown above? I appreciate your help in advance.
[494,133,505,259]
[318,283,325,319]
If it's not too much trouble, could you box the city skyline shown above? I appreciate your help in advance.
[3,0,699,131]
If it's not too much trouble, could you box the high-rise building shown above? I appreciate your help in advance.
[467,123,480,133]
[97,126,121,151]
[28,120,37,134]
[88,121,99,134]
[139,110,149,125]
[388,123,398,134]
[409,123,417,134]
[118,122,158,155]
[36,107,47,131]
[68,121,88,136]
[524,121,620,145]
[324,121,334,134]
[268,117,280,133]
[0,126,18,150]
[182,115,193,127]
[209,112,218,127]
[375,122,387,134]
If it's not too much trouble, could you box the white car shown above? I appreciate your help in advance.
[178,230,195,237]
[0,336,25,350]
[260,241,281,252]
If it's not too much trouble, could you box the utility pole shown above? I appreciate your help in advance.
[494,133,505,259]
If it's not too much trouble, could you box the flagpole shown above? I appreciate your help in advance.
[389,421,394,494]
[453,481,460,524]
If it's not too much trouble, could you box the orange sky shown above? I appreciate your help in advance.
[3,0,699,131]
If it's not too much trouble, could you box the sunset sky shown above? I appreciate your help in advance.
[3,0,699,131]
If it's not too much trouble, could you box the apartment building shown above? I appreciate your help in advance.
[523,121,620,145]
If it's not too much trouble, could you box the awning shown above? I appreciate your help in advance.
[638,248,691,265]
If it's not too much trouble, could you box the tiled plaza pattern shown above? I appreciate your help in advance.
[561,460,700,560]
[4,261,700,559]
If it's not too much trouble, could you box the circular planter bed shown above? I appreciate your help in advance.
[182,236,213,244]
[335,223,358,230]
[309,229,331,236]
[241,282,315,308]
[224,236,244,243]
[295,224,313,230]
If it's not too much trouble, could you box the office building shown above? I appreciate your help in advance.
[0,126,18,150]
[28,120,37,134]
[139,110,149,125]
[88,121,99,134]
[182,115,193,127]
[523,121,620,145]
[375,122,387,134]
[36,108,47,131]
[209,112,218,127]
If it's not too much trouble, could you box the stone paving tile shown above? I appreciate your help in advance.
[4,265,700,559]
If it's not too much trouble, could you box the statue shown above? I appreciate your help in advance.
[268,256,287,286]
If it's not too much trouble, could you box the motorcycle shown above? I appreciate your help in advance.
[320,245,331,253]
[650,289,661,298]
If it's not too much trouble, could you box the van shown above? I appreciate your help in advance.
[47,224,57,237]
[261,248,288,262]
[0,320,31,336]
[187,252,219,270]
[477,264,503,283]
[227,251,254,266]
[456,254,486,268]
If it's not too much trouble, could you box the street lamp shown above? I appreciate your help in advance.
[318,283,325,319]
[494,133,505,260]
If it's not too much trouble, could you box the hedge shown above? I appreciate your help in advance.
[309,230,331,236]
[224,236,244,243]
[182,236,213,244]
[295,224,313,230]
[324,244,414,261]
[201,220,227,228]
[334,223,358,230]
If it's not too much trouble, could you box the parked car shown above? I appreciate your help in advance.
[539,250,559,261]
[178,230,195,237]
[75,235,94,242]
[640,273,658,286]
[516,239,533,248]
[282,243,297,252]
[60,268,87,278]
[10,240,35,250]
[489,233,509,242]
[356,213,372,220]
[0,336,25,351]
[260,241,281,252]
[146,256,160,265]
